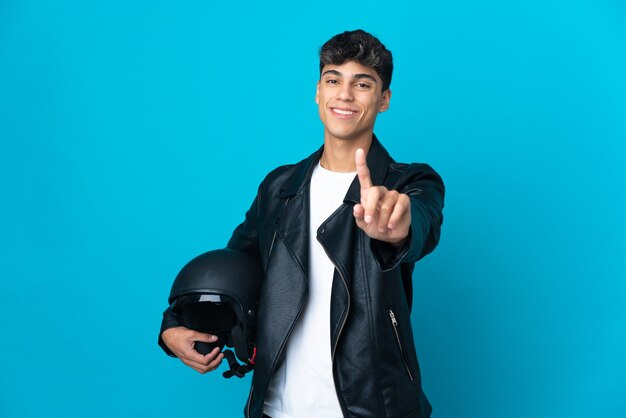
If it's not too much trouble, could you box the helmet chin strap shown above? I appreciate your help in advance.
[222,349,254,379]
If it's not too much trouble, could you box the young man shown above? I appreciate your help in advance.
[159,30,444,418]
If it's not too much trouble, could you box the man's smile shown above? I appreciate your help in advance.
[330,107,358,118]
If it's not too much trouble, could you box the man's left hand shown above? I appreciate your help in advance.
[353,148,411,247]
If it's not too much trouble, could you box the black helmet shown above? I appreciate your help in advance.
[169,248,263,378]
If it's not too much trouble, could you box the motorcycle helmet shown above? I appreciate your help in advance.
[169,248,263,378]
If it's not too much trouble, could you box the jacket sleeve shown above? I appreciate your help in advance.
[226,189,262,259]
[371,163,445,271]
[157,307,180,357]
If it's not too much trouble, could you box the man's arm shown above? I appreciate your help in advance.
[352,148,445,270]
[158,191,262,372]
[226,188,262,257]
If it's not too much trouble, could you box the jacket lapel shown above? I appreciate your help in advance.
[273,145,323,278]
[270,135,395,354]
[274,135,393,279]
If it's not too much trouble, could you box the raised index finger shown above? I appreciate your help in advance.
[356,148,372,190]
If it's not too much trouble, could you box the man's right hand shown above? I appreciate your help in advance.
[161,326,224,374]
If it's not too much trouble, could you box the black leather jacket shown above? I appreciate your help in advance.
[159,136,445,418]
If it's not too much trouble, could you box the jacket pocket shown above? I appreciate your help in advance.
[387,308,415,382]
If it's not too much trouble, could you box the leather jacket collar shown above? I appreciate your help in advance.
[276,134,393,203]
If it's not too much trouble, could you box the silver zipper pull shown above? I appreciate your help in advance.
[388,309,398,326]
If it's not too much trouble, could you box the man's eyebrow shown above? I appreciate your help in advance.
[322,69,342,77]
[321,70,378,83]
[353,73,377,83]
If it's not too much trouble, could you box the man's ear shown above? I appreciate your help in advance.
[315,81,320,105]
[379,89,391,112]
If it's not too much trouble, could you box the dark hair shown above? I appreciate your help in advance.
[319,29,393,92]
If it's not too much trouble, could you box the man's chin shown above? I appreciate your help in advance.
[325,130,371,143]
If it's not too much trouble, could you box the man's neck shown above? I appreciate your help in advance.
[319,135,373,172]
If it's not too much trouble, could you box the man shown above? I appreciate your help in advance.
[159,29,444,418]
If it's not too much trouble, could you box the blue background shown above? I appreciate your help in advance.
[1,1,625,417]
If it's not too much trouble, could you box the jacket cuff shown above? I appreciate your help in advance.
[158,307,181,357]
[370,229,412,271]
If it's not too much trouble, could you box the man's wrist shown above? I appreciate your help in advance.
[387,235,409,248]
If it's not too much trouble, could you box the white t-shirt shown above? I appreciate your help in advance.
[263,161,356,418]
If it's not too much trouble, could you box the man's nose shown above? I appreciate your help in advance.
[337,84,354,101]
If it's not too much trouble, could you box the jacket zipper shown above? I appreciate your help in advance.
[320,243,351,417]
[388,309,415,381]
[331,266,350,360]
[267,231,277,261]
[259,280,309,416]
[267,197,290,262]
[251,196,293,418]
[317,235,351,359]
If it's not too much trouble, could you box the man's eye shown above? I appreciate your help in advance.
[326,79,339,84]
[356,83,371,89]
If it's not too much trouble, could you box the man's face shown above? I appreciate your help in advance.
[316,61,391,143]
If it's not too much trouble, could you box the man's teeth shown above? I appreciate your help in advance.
[334,109,356,115]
